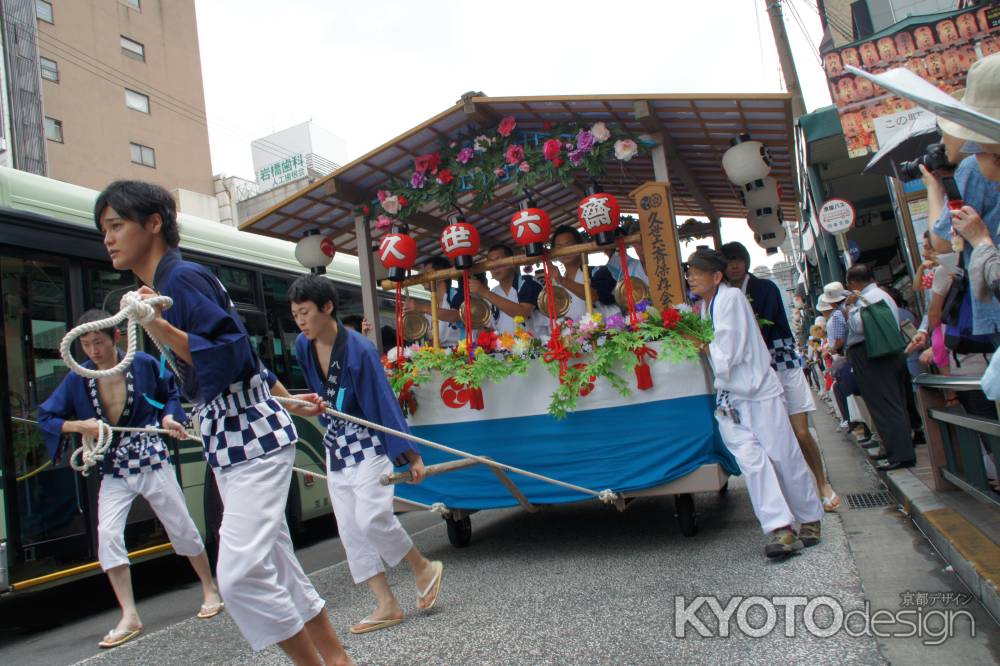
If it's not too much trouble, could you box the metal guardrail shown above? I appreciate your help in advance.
[913,373,1000,509]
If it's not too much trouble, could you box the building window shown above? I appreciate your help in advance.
[121,0,140,9]
[39,56,58,82]
[35,0,53,24]
[125,89,149,113]
[130,142,155,168]
[120,36,145,61]
[44,117,62,143]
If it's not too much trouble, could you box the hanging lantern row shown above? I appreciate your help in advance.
[295,229,335,275]
[723,133,787,253]
[577,189,620,246]
[378,225,418,282]
[722,133,772,192]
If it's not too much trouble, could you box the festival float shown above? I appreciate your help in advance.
[242,93,800,545]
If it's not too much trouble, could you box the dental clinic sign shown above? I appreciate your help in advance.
[818,198,856,235]
[257,154,307,191]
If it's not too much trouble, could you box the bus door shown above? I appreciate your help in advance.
[2,254,96,582]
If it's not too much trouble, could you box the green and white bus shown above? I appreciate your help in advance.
[0,167,396,594]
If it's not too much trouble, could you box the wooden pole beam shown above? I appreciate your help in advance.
[354,214,383,352]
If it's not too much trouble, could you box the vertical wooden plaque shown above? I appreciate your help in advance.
[629,181,685,308]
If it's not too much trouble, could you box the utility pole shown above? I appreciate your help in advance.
[765,0,807,119]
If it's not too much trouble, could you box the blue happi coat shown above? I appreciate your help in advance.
[294,326,417,468]
[37,351,187,476]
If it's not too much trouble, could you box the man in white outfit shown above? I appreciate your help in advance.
[686,249,824,558]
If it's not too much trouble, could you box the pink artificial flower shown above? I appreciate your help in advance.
[456,147,475,164]
[375,215,393,230]
[505,144,525,164]
[498,116,517,137]
[519,161,531,173]
[376,190,390,203]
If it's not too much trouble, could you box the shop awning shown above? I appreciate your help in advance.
[241,93,799,257]
[798,105,843,145]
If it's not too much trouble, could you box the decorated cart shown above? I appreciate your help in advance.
[243,93,801,545]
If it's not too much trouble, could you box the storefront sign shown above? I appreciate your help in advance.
[822,6,999,158]
[818,198,856,235]
[629,181,684,308]
[258,153,307,190]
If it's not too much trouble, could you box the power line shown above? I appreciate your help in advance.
[785,0,822,63]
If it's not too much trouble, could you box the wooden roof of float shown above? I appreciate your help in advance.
[241,93,799,256]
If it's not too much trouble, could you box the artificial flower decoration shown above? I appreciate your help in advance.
[498,116,517,137]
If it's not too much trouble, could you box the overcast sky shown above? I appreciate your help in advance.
[193,0,832,269]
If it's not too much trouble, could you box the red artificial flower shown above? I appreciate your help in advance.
[543,138,561,162]
[398,195,408,208]
[498,116,517,137]
[362,205,371,215]
[553,157,564,168]
[476,330,497,352]
[505,144,525,165]
[436,168,454,185]
[662,307,681,330]
[414,152,441,174]
[542,120,554,131]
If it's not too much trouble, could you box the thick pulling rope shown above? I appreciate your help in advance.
[56,291,621,504]
[13,416,193,477]
[59,292,175,379]
[274,396,621,506]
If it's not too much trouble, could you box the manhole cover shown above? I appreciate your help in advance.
[844,491,896,510]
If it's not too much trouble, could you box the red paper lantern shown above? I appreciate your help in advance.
[378,230,417,282]
[440,218,480,269]
[510,207,551,257]
[577,193,620,245]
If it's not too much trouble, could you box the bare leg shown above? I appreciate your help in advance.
[277,629,324,666]
[789,412,838,509]
[186,550,222,608]
[105,565,143,634]
[404,546,440,609]
[305,610,354,666]
[352,572,403,631]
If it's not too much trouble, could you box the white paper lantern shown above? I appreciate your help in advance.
[722,133,771,188]
[295,230,335,272]
[747,206,783,234]
[745,177,779,211]
[755,225,787,250]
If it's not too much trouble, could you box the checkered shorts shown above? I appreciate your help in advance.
[770,337,803,371]
[323,422,386,472]
[105,432,171,478]
[197,373,297,469]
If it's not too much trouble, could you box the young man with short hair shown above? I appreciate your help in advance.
[546,225,616,323]
[289,274,444,634]
[38,310,221,649]
[720,242,839,511]
[686,248,824,559]
[469,243,542,335]
[94,180,351,666]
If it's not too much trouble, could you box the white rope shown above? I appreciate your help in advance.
[57,302,620,505]
[59,291,174,379]
[275,396,621,506]
[69,422,193,476]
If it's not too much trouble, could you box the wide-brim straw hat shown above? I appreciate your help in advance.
[937,54,1000,146]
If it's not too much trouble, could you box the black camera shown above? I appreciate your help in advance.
[898,143,954,181]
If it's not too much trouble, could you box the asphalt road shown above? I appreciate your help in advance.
[24,482,888,666]
[5,407,999,666]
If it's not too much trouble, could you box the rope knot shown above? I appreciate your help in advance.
[597,489,619,504]
[429,502,451,517]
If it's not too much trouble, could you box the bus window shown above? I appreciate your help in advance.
[262,274,304,390]
[84,265,136,313]
[213,264,257,307]
[337,283,364,318]
[1,254,92,574]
